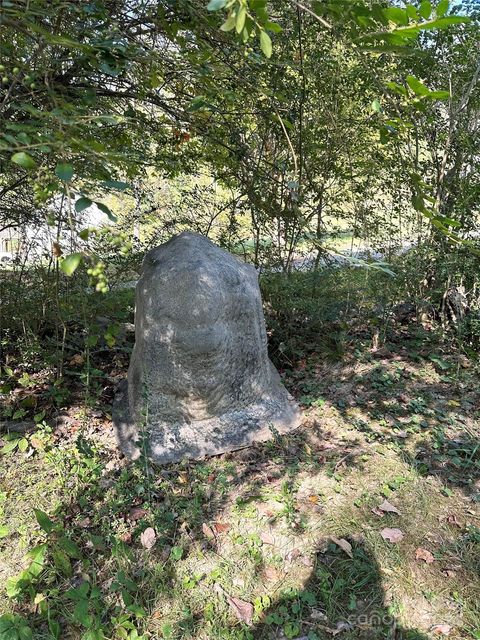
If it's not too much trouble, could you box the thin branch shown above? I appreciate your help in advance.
[293,1,332,30]
[274,109,298,176]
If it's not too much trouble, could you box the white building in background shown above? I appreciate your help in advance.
[1,200,108,264]
[0,228,21,263]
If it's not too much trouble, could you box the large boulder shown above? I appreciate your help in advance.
[113,232,301,464]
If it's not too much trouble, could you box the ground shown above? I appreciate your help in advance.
[1,323,479,640]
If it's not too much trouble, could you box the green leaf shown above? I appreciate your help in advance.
[362,14,469,43]
[55,162,74,181]
[236,5,246,33]
[11,151,36,170]
[18,438,28,452]
[371,98,382,112]
[0,439,19,454]
[393,15,469,35]
[405,4,418,19]
[220,15,236,31]
[65,581,90,601]
[0,615,15,634]
[387,81,408,96]
[412,193,426,213]
[58,535,82,559]
[6,576,23,599]
[49,620,61,640]
[265,21,282,33]
[406,75,430,96]
[207,0,227,10]
[250,0,268,9]
[426,90,450,100]
[434,214,461,228]
[52,546,73,577]
[187,96,208,112]
[2,432,22,442]
[34,410,46,423]
[149,71,163,88]
[102,180,131,191]
[0,616,32,640]
[34,509,55,534]
[259,30,272,58]
[18,624,33,640]
[60,253,82,276]
[73,598,91,626]
[161,624,174,639]
[79,228,90,241]
[436,0,449,17]
[96,202,117,222]
[75,197,92,213]
[26,544,47,577]
[383,7,408,26]
[170,546,183,561]
[0,525,9,538]
[419,0,432,19]
[81,629,105,640]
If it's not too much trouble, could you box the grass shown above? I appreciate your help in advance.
[1,336,479,639]
[1,267,479,639]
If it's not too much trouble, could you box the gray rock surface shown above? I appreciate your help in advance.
[113,232,301,464]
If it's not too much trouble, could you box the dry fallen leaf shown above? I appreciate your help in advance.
[213,522,230,534]
[52,241,63,257]
[310,609,328,621]
[300,555,314,567]
[69,354,84,366]
[330,536,353,558]
[415,547,435,564]
[380,528,404,543]
[77,517,91,528]
[316,621,353,636]
[431,624,451,636]
[202,522,216,540]
[140,527,156,550]
[260,531,275,545]
[30,437,44,450]
[286,548,301,562]
[120,531,132,544]
[446,514,461,527]
[214,584,253,626]
[128,507,148,521]
[257,503,275,518]
[371,506,385,518]
[378,499,401,515]
[177,471,189,484]
[263,566,281,582]
[227,596,254,626]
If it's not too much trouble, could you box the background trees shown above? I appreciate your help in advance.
[1,1,477,266]
[1,4,480,640]
[0,0,478,347]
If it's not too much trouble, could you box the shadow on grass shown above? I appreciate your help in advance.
[2,336,479,638]
[0,423,368,639]
[248,538,430,640]
[285,342,479,495]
